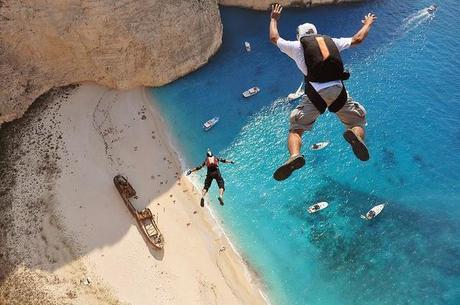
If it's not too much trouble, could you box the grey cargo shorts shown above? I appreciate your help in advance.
[289,84,367,132]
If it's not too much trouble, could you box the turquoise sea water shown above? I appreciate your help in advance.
[151,1,460,304]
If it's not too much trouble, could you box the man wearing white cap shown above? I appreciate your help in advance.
[269,3,376,181]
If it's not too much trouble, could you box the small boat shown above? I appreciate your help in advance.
[203,116,219,131]
[308,202,329,214]
[113,175,164,249]
[287,82,304,101]
[427,4,437,13]
[244,41,251,52]
[311,141,330,151]
[242,86,260,98]
[361,204,385,220]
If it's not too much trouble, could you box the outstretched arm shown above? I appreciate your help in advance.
[351,13,377,46]
[186,162,205,175]
[218,158,235,164]
[269,3,283,45]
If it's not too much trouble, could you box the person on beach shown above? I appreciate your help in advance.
[269,3,377,181]
[186,150,235,207]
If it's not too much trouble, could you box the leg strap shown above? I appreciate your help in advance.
[305,81,348,114]
[305,81,327,114]
[328,86,348,113]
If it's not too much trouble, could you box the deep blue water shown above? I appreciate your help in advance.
[151,1,460,304]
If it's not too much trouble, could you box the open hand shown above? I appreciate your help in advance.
[362,13,377,26]
[271,3,283,21]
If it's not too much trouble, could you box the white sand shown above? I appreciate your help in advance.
[52,84,268,305]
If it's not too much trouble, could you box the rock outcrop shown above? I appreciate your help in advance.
[219,0,362,10]
[0,0,222,123]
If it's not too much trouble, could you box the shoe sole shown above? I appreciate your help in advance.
[200,198,204,207]
[273,155,306,181]
[218,197,224,206]
[343,130,370,161]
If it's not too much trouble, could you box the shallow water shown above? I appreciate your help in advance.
[151,0,460,304]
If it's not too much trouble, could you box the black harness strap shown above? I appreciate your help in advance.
[328,86,348,112]
[305,81,327,114]
[305,81,348,114]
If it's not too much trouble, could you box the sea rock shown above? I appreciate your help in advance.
[0,0,222,123]
[219,0,363,10]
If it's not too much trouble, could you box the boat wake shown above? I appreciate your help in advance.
[287,81,304,101]
[402,7,436,33]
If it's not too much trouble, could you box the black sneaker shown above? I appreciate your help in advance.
[343,129,370,161]
[218,196,224,206]
[200,198,204,207]
[273,154,305,181]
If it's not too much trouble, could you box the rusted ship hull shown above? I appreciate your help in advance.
[113,175,164,249]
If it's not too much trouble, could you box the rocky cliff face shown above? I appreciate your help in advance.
[219,0,362,10]
[0,0,222,123]
[0,0,364,124]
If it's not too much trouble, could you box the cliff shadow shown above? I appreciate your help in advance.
[0,85,187,289]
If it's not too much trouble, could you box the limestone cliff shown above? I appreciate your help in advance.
[0,0,366,124]
[0,0,222,123]
[219,0,362,10]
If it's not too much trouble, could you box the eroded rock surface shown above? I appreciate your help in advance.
[219,0,363,10]
[0,0,367,124]
[0,0,222,123]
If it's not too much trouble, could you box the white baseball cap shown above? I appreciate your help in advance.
[296,23,318,40]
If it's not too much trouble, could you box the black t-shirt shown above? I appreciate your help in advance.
[195,157,227,176]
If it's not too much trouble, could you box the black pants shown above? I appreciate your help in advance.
[204,170,225,191]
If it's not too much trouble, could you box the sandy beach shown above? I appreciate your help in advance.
[0,84,268,305]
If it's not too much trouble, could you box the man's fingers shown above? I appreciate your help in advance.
[274,3,283,12]
[363,12,377,23]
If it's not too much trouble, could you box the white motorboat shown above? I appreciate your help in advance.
[287,82,304,101]
[361,204,385,220]
[244,41,251,52]
[427,4,437,13]
[203,116,219,131]
[242,86,260,98]
[308,202,329,214]
[310,141,330,151]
